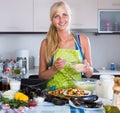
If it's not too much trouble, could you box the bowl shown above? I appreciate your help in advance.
[34,97,45,105]
[71,63,86,72]
[74,78,97,92]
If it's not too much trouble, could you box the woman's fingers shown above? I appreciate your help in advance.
[54,58,66,70]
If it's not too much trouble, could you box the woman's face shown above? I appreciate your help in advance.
[52,5,70,31]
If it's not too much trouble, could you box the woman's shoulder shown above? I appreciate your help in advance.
[80,34,90,47]
[80,34,89,41]
[41,38,47,46]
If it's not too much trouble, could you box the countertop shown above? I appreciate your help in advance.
[93,69,120,75]
[29,67,120,77]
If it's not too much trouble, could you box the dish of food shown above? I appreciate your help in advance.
[69,99,103,110]
[63,88,91,97]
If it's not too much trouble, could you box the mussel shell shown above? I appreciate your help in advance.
[70,95,98,101]
[44,95,68,105]
[52,98,66,105]
[70,95,103,108]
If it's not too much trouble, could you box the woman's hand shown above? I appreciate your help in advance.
[82,59,93,77]
[53,58,66,71]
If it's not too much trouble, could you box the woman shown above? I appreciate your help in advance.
[39,1,93,89]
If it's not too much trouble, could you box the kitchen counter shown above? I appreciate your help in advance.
[29,67,39,76]
[29,67,120,77]
[93,69,120,76]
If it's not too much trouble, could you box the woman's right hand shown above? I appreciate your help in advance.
[53,58,66,71]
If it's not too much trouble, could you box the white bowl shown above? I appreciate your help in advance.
[71,63,86,72]
[74,78,97,92]
[34,97,45,105]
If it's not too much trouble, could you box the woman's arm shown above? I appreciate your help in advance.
[80,34,93,77]
[39,39,66,80]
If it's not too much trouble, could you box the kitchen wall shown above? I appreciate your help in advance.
[0,33,120,70]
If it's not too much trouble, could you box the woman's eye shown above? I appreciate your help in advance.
[54,15,59,19]
[63,13,68,17]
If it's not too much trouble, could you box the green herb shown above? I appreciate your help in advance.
[0,97,28,109]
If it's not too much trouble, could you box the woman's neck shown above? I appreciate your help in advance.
[58,31,71,41]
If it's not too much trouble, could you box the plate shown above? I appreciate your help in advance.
[69,100,104,110]
[63,89,91,97]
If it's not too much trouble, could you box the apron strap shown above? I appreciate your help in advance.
[72,33,84,61]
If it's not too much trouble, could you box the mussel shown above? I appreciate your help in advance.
[70,95,103,108]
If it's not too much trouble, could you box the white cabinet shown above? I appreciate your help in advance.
[98,0,120,9]
[65,0,98,29]
[0,0,33,32]
[34,0,98,32]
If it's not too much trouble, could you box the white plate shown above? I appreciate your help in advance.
[63,90,91,97]
[69,100,104,110]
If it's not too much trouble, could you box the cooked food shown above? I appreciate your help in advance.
[48,88,66,95]
[66,88,85,96]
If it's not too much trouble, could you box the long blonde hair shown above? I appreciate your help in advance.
[45,1,72,65]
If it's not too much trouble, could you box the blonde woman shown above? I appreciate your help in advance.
[39,1,93,89]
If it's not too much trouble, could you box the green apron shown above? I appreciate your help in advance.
[47,48,83,89]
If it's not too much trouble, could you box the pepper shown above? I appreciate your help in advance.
[14,92,29,102]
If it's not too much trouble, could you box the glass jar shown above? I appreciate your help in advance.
[96,74,114,100]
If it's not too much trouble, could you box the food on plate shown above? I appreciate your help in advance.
[71,63,86,72]
[48,88,66,95]
[66,88,85,96]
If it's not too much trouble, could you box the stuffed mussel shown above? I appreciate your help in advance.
[70,95,103,108]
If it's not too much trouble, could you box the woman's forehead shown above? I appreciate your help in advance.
[55,5,68,14]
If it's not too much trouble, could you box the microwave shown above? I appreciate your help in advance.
[98,10,120,33]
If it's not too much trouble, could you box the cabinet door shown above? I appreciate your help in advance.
[0,0,33,32]
[65,0,98,29]
[34,0,98,32]
[34,0,59,32]
[98,0,120,9]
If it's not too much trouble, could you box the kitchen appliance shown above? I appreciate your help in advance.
[96,74,114,100]
[15,49,29,77]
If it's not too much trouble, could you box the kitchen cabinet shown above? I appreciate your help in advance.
[98,0,120,9]
[34,0,98,32]
[65,0,97,30]
[33,0,54,32]
[0,0,33,32]
[98,10,120,33]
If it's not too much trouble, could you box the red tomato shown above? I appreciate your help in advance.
[28,99,37,107]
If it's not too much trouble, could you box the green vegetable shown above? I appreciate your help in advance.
[0,97,28,109]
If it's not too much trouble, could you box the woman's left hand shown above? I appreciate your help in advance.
[82,59,93,77]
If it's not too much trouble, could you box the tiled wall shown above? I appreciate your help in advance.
[0,33,120,70]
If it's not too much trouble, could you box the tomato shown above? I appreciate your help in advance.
[28,99,37,107]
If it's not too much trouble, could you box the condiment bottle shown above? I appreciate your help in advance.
[112,77,120,110]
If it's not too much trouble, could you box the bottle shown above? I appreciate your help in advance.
[2,68,10,91]
[110,63,115,70]
[0,70,3,91]
[0,62,3,90]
